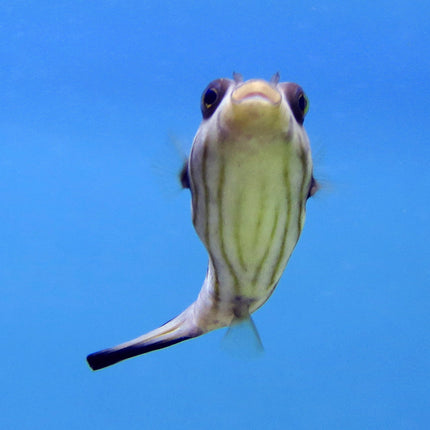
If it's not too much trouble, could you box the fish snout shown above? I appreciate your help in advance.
[222,80,286,133]
[231,79,282,105]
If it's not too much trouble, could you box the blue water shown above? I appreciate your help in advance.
[1,1,429,429]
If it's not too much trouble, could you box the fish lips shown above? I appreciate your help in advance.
[221,80,287,133]
[231,79,282,105]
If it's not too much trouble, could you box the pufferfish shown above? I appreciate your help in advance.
[87,72,318,371]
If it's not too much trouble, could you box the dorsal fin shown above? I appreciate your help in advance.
[270,72,280,84]
[233,72,244,83]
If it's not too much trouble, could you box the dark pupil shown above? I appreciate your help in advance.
[204,88,218,106]
[298,93,307,111]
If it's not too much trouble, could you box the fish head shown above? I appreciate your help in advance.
[199,74,309,143]
[186,74,317,200]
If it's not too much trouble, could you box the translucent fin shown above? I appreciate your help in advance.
[150,134,189,198]
[270,72,280,84]
[233,72,244,83]
[221,316,264,359]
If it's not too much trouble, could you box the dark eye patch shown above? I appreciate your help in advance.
[200,78,232,119]
[279,82,309,125]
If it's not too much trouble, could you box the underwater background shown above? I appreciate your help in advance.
[1,1,429,429]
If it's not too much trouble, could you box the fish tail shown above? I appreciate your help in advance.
[86,305,201,371]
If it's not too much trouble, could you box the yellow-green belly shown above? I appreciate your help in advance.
[190,136,311,311]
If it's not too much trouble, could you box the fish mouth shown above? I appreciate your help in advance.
[231,80,281,105]
[220,79,286,135]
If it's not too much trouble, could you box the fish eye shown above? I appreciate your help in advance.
[200,78,231,119]
[280,83,309,125]
[203,88,218,108]
[298,92,309,115]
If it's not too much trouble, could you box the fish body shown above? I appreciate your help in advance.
[87,74,317,370]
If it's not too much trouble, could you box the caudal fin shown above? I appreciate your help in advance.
[87,307,201,371]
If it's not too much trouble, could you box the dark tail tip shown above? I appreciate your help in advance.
[86,336,193,371]
[87,348,128,371]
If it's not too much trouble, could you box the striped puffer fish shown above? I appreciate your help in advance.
[87,73,318,371]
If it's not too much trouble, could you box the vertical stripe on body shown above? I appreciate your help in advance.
[190,121,313,313]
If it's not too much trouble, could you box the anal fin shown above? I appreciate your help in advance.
[221,316,264,359]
